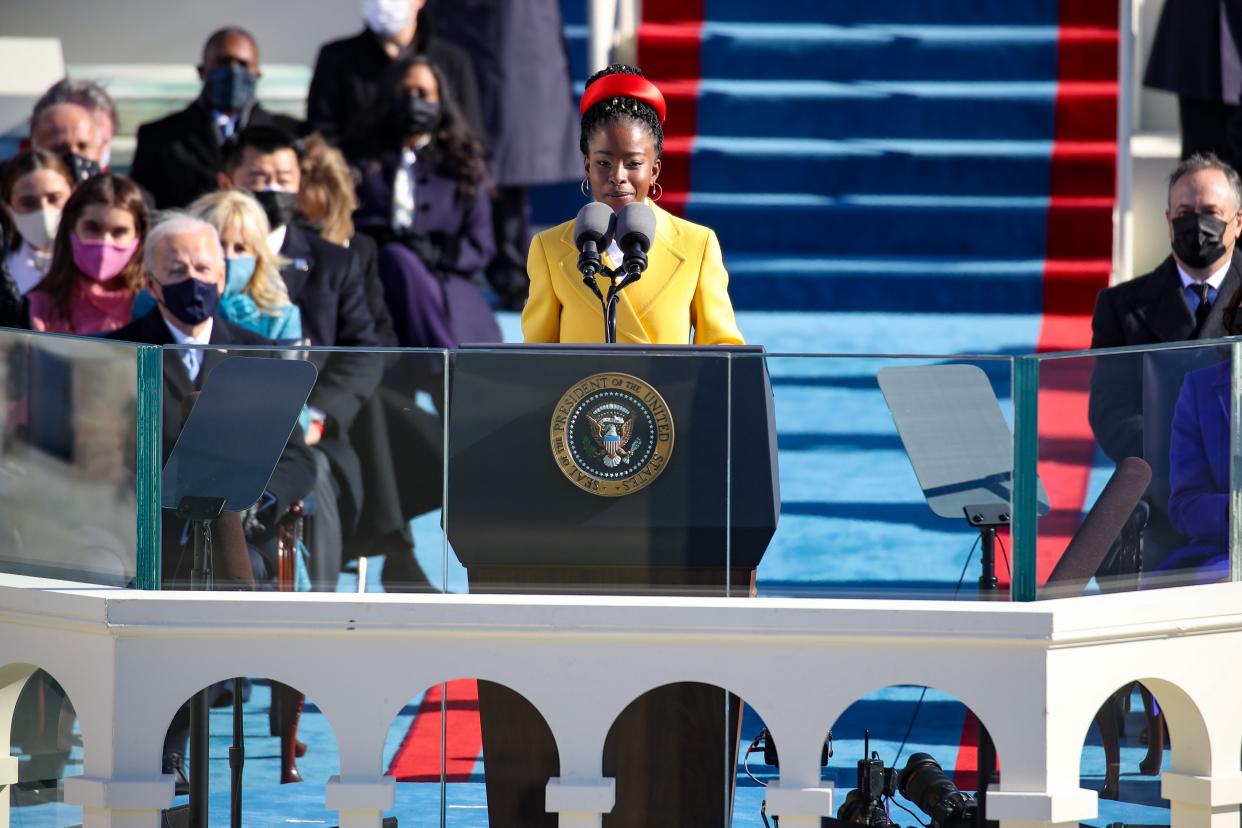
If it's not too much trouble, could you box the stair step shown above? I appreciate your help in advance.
[645,0,1059,25]
[681,193,1110,258]
[683,137,1115,197]
[724,255,1109,312]
[527,139,1117,227]
[651,79,1115,142]
[639,23,1117,83]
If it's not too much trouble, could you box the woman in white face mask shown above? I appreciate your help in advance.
[1,149,75,295]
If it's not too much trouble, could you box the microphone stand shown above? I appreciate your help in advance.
[580,257,644,344]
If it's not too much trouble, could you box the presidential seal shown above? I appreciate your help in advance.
[550,372,674,497]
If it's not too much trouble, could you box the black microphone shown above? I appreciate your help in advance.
[573,202,615,298]
[615,202,656,282]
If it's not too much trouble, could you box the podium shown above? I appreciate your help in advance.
[447,345,779,827]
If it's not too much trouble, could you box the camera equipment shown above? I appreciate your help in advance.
[837,732,898,828]
[897,753,978,828]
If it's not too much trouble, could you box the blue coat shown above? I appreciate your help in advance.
[1165,358,1231,581]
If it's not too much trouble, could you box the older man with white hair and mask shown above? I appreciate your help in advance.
[107,214,272,374]
[105,214,313,582]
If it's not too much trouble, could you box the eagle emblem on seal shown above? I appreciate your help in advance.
[550,372,674,496]
[587,413,635,468]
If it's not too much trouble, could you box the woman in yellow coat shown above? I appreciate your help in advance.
[522,64,744,345]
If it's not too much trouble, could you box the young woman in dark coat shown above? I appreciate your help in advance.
[350,54,499,348]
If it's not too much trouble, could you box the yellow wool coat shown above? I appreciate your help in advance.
[521,201,745,345]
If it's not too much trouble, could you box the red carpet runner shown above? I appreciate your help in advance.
[386,679,483,782]
[954,0,1119,786]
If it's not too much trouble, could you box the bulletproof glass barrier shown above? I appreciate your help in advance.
[0,329,158,587]
[1017,338,1241,600]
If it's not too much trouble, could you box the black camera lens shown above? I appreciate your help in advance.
[897,753,977,828]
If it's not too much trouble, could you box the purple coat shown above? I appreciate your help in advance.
[353,149,494,278]
[353,149,500,347]
[1165,359,1231,581]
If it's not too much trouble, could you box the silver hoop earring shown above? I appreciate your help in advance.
[581,177,591,198]
[650,182,663,202]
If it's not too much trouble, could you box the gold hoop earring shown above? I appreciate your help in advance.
[650,182,663,202]
[581,177,591,198]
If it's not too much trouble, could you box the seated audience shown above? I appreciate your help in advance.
[130,27,300,209]
[28,174,148,334]
[308,0,482,148]
[186,190,302,342]
[30,103,104,183]
[2,150,74,295]
[298,132,397,346]
[32,79,120,172]
[299,133,441,593]
[219,124,382,589]
[352,55,498,348]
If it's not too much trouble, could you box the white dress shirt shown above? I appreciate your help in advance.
[163,316,214,383]
[391,147,418,233]
[5,242,52,295]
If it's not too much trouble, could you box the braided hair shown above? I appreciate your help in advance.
[579,64,664,157]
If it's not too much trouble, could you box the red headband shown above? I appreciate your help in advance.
[579,73,667,124]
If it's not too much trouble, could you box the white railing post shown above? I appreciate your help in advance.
[588,0,641,74]
[587,0,618,75]
[615,0,641,66]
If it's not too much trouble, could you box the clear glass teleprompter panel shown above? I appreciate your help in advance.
[158,345,449,594]
[732,351,1021,601]
[1030,339,1236,600]
[0,331,144,586]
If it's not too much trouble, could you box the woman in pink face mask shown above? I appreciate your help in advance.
[28,173,149,334]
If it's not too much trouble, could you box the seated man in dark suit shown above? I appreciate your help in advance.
[130,27,300,209]
[105,212,316,585]
[1089,152,1241,570]
[218,124,383,589]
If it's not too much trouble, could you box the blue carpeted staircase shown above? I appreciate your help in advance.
[537,0,1113,316]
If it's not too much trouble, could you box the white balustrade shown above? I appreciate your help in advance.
[1,574,1241,828]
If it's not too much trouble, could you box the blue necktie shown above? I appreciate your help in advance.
[1189,283,1211,334]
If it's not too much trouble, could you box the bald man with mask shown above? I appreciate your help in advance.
[130,26,300,209]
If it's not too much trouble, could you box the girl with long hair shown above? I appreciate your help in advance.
[2,149,75,295]
[28,173,148,334]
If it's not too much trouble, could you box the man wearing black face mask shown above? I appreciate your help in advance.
[30,102,104,184]
[130,27,300,209]
[1089,152,1242,571]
